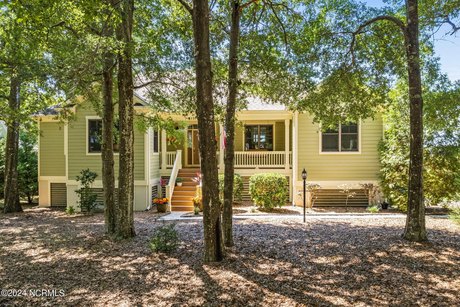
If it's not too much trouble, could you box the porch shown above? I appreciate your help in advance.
[164,150,292,170]
[159,113,293,173]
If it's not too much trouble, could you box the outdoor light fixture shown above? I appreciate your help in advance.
[302,168,307,180]
[302,168,307,223]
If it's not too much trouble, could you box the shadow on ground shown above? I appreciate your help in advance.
[0,210,459,306]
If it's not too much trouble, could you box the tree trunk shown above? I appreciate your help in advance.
[403,0,427,242]
[192,0,224,262]
[102,48,116,235]
[223,0,241,248]
[115,0,135,239]
[3,74,22,213]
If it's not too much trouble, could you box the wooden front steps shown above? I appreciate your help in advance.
[171,168,200,212]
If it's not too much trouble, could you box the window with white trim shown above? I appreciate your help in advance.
[87,119,119,153]
[321,122,359,152]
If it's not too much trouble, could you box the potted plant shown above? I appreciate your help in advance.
[176,177,183,186]
[192,196,203,212]
[153,197,169,213]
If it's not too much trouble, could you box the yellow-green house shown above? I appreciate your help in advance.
[36,98,383,211]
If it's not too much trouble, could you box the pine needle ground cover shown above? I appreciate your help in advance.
[0,210,459,306]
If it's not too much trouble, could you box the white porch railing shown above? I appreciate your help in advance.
[234,151,291,168]
[166,151,177,168]
[166,150,291,169]
[166,150,182,209]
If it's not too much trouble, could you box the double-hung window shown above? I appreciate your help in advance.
[87,118,120,154]
[321,122,359,152]
[244,125,273,151]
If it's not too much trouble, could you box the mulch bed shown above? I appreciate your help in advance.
[1,209,459,306]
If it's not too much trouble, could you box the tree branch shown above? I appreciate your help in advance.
[348,15,407,65]
[240,0,259,11]
[443,17,460,35]
[176,0,193,15]
[264,0,288,46]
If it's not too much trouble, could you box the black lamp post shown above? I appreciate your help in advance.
[302,168,307,223]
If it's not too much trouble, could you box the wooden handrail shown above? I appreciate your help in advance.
[166,150,182,211]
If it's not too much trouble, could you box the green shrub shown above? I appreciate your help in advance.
[249,173,288,209]
[366,206,380,213]
[218,174,243,203]
[149,224,179,253]
[66,206,75,215]
[75,169,98,213]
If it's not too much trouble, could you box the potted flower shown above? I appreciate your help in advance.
[176,177,183,187]
[192,196,203,212]
[153,197,169,213]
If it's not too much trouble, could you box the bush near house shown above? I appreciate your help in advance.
[249,173,288,209]
[218,174,243,203]
[75,169,98,213]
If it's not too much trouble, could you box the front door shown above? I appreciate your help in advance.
[187,125,200,166]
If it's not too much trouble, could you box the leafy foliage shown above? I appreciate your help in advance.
[0,130,38,203]
[149,224,179,253]
[66,206,75,215]
[75,169,98,213]
[379,81,460,210]
[18,130,38,204]
[366,206,380,213]
[249,173,288,209]
[218,173,243,203]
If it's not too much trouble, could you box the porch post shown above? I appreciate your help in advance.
[219,123,225,172]
[292,111,299,206]
[161,129,167,172]
[284,119,290,171]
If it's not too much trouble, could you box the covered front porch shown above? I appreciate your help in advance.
[159,110,293,174]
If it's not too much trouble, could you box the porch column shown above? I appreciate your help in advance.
[284,119,290,171]
[219,123,225,172]
[161,129,167,171]
[292,111,299,206]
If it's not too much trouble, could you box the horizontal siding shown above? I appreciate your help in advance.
[151,154,160,179]
[234,125,244,151]
[67,102,145,181]
[275,121,284,151]
[40,122,65,176]
[297,113,382,181]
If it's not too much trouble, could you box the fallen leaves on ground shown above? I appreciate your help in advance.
[0,209,459,306]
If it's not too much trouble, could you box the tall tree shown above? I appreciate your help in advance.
[101,3,117,236]
[222,0,242,248]
[297,0,460,241]
[48,0,120,234]
[343,0,426,241]
[178,0,224,262]
[3,71,22,213]
[115,0,136,238]
[1,1,61,213]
